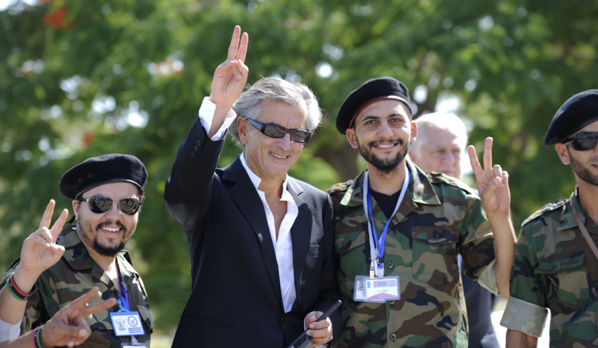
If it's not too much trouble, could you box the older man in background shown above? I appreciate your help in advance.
[409,112,500,348]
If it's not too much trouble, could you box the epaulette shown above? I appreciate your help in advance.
[427,172,476,195]
[522,199,567,225]
[327,179,354,194]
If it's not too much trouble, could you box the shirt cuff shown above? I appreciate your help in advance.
[0,317,21,341]
[500,296,548,337]
[198,97,237,141]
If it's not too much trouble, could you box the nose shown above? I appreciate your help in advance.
[105,201,121,218]
[377,120,394,137]
[277,133,293,148]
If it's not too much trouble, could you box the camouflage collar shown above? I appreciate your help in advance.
[339,161,441,207]
[559,187,586,232]
[58,224,132,274]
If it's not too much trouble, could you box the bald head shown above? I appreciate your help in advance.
[409,112,468,178]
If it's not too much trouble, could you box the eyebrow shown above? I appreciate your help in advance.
[361,113,406,120]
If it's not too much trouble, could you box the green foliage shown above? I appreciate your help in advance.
[1,0,597,336]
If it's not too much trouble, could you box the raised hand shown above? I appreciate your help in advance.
[19,199,68,278]
[468,137,511,218]
[41,287,117,348]
[209,25,249,109]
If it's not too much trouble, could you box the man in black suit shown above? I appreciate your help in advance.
[164,25,339,347]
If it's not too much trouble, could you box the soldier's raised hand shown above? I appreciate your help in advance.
[468,137,511,218]
[19,199,68,278]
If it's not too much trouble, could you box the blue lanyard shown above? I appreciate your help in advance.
[117,272,130,312]
[364,171,410,276]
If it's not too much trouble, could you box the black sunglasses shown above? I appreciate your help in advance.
[246,118,312,143]
[78,195,141,215]
[565,132,598,151]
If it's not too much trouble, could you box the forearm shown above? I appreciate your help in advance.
[487,213,516,298]
[0,330,34,348]
[0,265,38,324]
[506,329,537,348]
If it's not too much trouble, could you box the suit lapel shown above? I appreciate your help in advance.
[223,157,283,305]
[287,179,310,300]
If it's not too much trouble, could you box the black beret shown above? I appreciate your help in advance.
[545,89,598,146]
[336,77,413,134]
[59,154,148,199]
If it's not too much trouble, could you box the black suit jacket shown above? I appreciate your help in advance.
[165,118,340,347]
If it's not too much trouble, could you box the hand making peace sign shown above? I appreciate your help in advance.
[209,25,249,110]
[19,199,68,278]
[468,137,511,219]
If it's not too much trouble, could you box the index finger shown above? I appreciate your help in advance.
[39,199,56,230]
[49,208,69,242]
[482,137,494,170]
[78,297,117,318]
[227,25,242,60]
[62,288,100,312]
[468,145,482,175]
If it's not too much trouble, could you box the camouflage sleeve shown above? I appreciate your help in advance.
[500,296,548,337]
[459,193,497,294]
[510,222,549,307]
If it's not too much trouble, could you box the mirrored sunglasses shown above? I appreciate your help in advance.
[565,132,598,151]
[78,195,141,215]
[246,118,312,143]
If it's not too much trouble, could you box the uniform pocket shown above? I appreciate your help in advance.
[411,226,459,287]
[537,252,591,305]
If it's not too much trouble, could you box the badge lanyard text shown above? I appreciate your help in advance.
[362,171,410,278]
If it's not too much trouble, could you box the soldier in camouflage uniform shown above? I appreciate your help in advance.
[0,200,117,347]
[330,77,516,347]
[501,90,598,346]
[0,154,152,347]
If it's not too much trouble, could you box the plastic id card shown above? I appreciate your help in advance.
[353,275,400,302]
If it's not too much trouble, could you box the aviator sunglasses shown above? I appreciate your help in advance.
[246,118,312,143]
[565,132,598,151]
[77,195,141,215]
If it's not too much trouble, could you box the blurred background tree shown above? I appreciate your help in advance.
[1,0,597,342]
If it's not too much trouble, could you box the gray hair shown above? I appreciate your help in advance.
[411,112,468,154]
[228,77,323,148]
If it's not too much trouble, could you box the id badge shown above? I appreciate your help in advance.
[110,310,145,337]
[122,344,147,348]
[353,275,400,302]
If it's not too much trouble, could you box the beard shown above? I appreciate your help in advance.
[77,221,127,257]
[357,136,410,174]
[569,149,598,186]
[93,239,125,257]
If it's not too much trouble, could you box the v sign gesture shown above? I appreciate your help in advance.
[468,137,516,298]
[468,137,511,219]
[0,199,68,328]
[19,199,68,279]
[208,25,249,137]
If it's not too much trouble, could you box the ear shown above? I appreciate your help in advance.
[238,117,248,145]
[554,143,571,165]
[72,200,80,221]
[410,121,418,144]
[346,128,359,149]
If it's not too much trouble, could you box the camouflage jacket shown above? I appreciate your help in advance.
[0,224,152,347]
[501,188,598,346]
[328,161,497,348]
